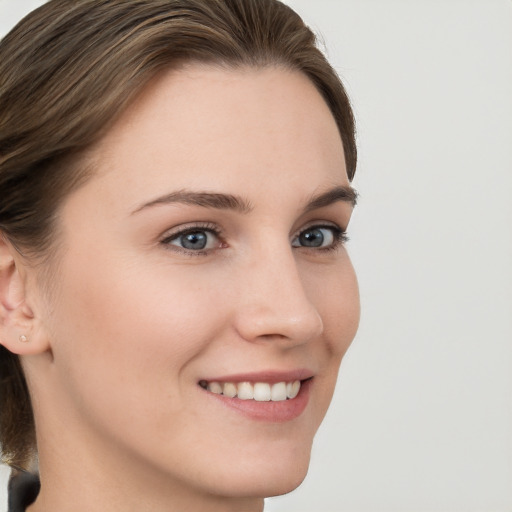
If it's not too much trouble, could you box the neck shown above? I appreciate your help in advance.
[28,420,264,512]
[29,457,264,512]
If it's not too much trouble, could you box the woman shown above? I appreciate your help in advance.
[0,0,359,510]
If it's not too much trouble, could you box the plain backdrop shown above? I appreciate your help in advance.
[1,1,511,511]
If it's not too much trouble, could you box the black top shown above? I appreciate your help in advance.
[7,472,40,512]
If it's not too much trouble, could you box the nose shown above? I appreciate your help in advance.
[233,249,324,347]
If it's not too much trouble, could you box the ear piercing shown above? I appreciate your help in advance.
[19,335,28,343]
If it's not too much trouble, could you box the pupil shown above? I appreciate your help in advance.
[182,231,207,250]
[300,229,324,247]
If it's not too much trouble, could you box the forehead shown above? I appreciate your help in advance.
[78,64,348,211]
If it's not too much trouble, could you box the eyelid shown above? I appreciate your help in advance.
[161,221,221,240]
[160,222,225,255]
[158,220,348,256]
[292,219,343,236]
[291,222,348,250]
[292,220,347,242]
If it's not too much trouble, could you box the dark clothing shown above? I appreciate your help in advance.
[7,471,40,512]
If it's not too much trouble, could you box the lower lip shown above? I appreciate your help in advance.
[201,379,312,423]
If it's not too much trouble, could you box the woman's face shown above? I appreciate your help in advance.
[29,65,359,500]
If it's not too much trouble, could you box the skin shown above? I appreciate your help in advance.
[0,64,359,511]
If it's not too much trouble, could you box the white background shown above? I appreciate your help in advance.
[1,1,511,511]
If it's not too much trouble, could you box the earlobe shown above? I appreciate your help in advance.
[0,235,48,356]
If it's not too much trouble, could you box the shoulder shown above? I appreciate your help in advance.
[8,471,40,512]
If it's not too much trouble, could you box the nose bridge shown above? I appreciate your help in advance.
[235,244,323,344]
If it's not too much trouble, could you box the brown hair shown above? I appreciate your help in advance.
[0,0,357,469]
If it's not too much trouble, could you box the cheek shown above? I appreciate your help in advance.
[47,249,225,407]
[303,253,360,358]
[332,262,360,354]
[298,253,359,421]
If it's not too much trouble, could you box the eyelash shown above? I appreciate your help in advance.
[160,222,348,256]
[293,224,349,253]
[160,222,224,256]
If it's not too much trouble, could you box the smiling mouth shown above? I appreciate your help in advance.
[198,380,306,402]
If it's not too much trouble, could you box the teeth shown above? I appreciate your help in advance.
[222,382,237,398]
[208,382,223,395]
[204,380,302,401]
[237,382,254,400]
[287,380,300,399]
[253,382,271,401]
[271,382,287,401]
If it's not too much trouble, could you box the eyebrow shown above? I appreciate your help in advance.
[304,185,358,211]
[132,190,253,214]
[132,185,357,215]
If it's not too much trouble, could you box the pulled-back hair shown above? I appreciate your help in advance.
[0,0,356,469]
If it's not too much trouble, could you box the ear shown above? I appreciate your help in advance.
[0,234,50,355]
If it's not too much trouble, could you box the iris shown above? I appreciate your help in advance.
[180,231,208,250]
[299,228,324,247]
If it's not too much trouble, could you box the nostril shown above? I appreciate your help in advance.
[259,333,287,341]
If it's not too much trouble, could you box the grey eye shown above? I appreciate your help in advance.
[169,230,218,251]
[292,227,336,248]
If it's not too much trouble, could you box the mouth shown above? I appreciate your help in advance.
[198,379,304,402]
[197,371,313,422]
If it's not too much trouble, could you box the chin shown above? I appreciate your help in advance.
[208,440,313,499]
[258,467,310,498]
[217,465,310,500]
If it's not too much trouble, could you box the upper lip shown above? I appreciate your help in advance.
[199,368,314,384]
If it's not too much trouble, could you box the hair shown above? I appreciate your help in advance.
[0,0,357,470]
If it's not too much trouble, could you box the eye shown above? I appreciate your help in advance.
[162,226,222,252]
[291,225,345,249]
